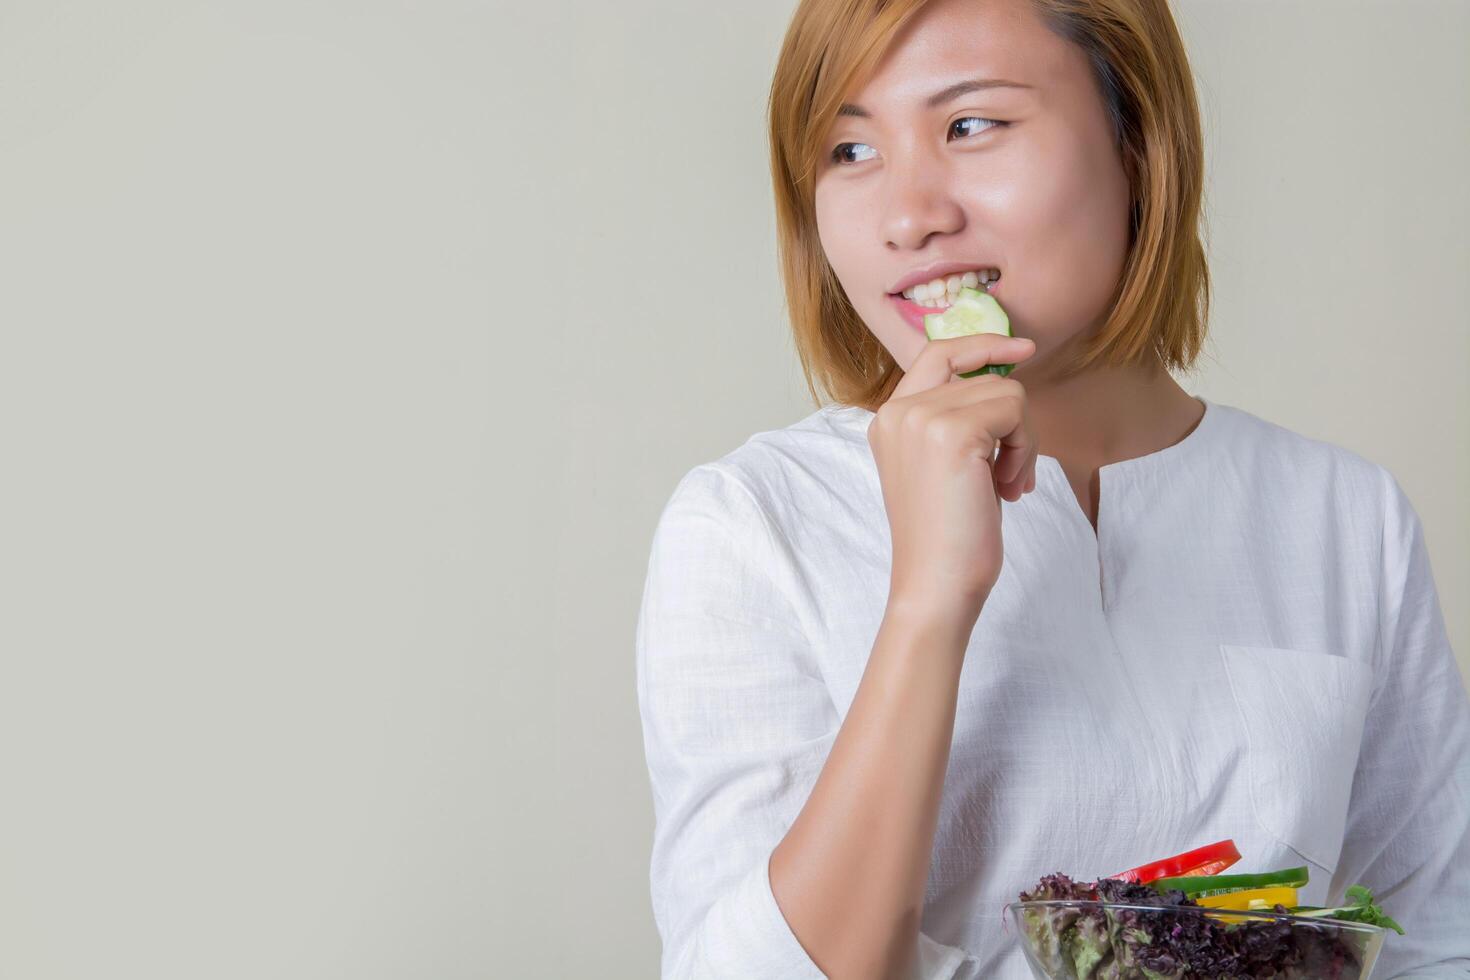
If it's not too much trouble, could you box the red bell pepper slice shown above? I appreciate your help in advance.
[1109,839,1242,884]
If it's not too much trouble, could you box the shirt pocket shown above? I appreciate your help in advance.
[1217,644,1374,874]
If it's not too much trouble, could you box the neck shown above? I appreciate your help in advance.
[1014,351,1201,469]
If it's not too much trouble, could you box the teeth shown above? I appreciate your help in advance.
[901,267,1000,304]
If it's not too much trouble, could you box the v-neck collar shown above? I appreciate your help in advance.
[1036,394,1217,483]
[829,393,1217,514]
[828,394,1221,476]
[1034,395,1217,544]
[823,394,1223,610]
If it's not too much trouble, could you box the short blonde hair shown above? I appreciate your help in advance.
[767,0,1211,410]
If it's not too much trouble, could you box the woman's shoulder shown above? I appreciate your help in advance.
[1206,398,1398,497]
[1205,399,1387,481]
[722,402,874,471]
[661,404,875,528]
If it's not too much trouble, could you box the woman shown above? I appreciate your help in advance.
[635,0,1470,977]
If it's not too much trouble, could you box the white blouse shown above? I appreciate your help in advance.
[635,395,1470,979]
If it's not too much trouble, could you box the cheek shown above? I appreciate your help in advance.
[814,183,924,366]
[811,185,858,265]
[986,139,1132,333]
[814,188,861,275]
[814,187,880,309]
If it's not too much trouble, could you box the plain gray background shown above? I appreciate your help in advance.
[0,1,1465,977]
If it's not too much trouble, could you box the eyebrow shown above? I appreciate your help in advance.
[837,78,1034,118]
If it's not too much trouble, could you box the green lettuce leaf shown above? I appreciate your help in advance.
[1289,884,1405,934]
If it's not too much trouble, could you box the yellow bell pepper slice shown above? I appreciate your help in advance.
[1195,885,1299,910]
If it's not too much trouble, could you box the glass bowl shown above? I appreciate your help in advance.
[1003,899,1389,979]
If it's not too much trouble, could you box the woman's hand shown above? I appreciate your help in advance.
[868,334,1039,629]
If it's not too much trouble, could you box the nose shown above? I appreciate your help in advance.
[881,158,965,251]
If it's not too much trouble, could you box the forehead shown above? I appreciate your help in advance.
[845,0,1075,107]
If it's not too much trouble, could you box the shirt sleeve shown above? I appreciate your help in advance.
[635,464,979,980]
[1329,468,1470,979]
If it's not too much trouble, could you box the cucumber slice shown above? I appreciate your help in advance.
[922,286,1014,378]
[1151,865,1311,897]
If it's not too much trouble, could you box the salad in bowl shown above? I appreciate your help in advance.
[1004,838,1403,979]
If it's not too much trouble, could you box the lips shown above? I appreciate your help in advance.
[887,261,1003,297]
[890,279,1001,334]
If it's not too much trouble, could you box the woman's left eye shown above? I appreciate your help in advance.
[828,117,1006,166]
[950,116,1004,139]
[830,142,877,165]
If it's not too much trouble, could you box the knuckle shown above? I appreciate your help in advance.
[989,379,1025,413]
[906,405,937,438]
[871,404,900,442]
[926,414,964,448]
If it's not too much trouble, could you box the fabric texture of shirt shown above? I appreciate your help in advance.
[634,394,1470,979]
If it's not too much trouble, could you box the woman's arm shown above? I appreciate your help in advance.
[1330,467,1470,978]
[638,465,981,980]
[641,340,1032,979]
[770,600,975,980]
[768,336,1035,978]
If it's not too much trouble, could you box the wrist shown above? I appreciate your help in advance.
[882,591,984,643]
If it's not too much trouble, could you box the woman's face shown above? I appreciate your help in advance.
[813,0,1133,378]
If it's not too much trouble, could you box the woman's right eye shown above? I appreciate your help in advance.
[830,142,877,165]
